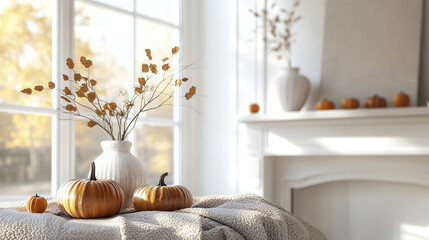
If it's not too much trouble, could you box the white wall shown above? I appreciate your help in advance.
[181,0,238,196]
[319,0,422,107]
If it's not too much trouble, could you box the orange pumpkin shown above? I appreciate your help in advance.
[26,194,48,213]
[365,95,387,108]
[341,98,360,109]
[132,172,193,211]
[393,92,410,107]
[316,99,335,110]
[56,162,124,219]
[249,103,260,114]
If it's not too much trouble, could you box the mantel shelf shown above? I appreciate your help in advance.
[238,107,429,124]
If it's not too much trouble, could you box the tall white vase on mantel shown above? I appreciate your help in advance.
[274,67,311,111]
[93,140,146,209]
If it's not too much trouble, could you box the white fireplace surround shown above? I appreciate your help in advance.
[237,107,429,212]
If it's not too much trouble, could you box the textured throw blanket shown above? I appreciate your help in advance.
[0,194,326,240]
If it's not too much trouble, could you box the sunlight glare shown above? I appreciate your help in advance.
[401,224,429,240]
[268,133,303,155]
[314,137,420,154]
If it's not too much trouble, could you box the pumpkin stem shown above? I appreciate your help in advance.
[89,162,97,181]
[35,194,38,197]
[158,172,168,186]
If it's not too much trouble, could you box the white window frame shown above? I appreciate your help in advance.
[0,0,183,200]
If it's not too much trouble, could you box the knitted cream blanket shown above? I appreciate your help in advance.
[0,194,326,240]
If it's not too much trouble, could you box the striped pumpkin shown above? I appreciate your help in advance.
[365,95,387,108]
[341,98,360,109]
[132,172,193,211]
[316,99,335,110]
[26,194,48,213]
[393,92,410,107]
[56,162,124,219]
[249,103,260,114]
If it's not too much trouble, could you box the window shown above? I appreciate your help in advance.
[0,0,181,199]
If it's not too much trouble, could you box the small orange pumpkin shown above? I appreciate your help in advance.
[341,98,360,109]
[56,162,124,219]
[316,99,335,110]
[249,103,260,114]
[393,92,410,107]
[26,194,48,213]
[132,172,193,211]
[365,95,387,108]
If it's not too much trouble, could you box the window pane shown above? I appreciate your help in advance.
[0,113,51,197]
[75,119,111,179]
[0,0,52,107]
[136,125,174,185]
[87,0,132,11]
[136,20,179,119]
[75,1,132,104]
[136,0,179,25]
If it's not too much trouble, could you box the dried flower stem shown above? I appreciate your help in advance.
[250,0,301,67]
[22,47,196,141]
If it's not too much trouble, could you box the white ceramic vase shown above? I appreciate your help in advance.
[274,67,311,111]
[93,140,147,209]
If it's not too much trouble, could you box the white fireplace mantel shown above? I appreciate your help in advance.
[237,107,429,211]
[239,107,429,123]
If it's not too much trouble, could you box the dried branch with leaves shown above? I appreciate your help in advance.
[21,46,196,141]
[249,0,301,67]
